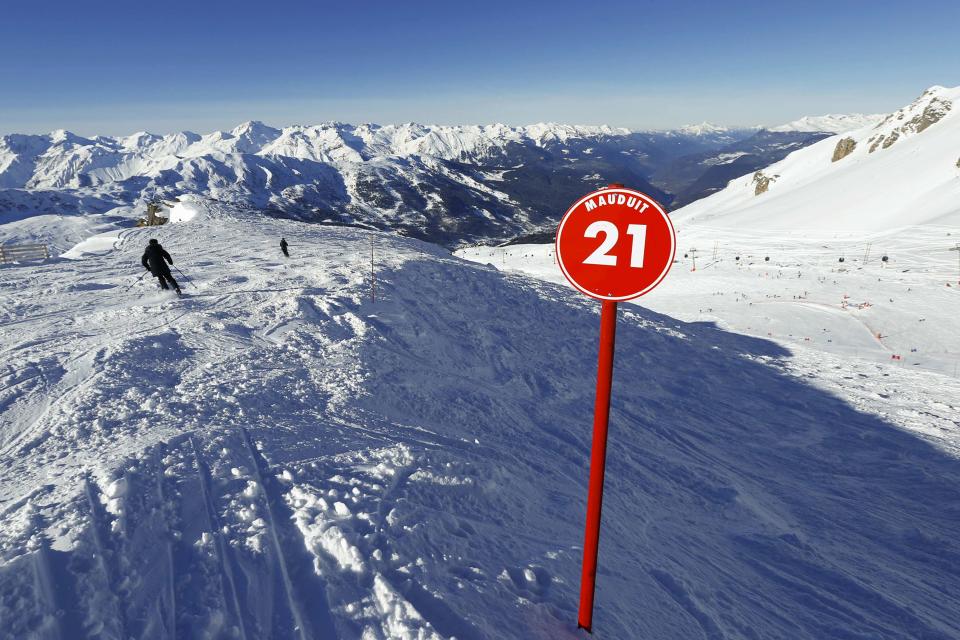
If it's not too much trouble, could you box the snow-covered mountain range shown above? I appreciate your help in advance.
[769,113,884,133]
[0,117,861,249]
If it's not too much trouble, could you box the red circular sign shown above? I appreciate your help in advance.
[556,186,675,301]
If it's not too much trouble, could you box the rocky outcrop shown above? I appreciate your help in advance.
[913,98,951,133]
[832,137,856,162]
[870,92,952,153]
[753,171,776,195]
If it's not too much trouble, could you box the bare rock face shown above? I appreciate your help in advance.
[832,137,856,162]
[870,91,952,153]
[956,156,960,169]
[753,171,776,195]
[913,99,951,133]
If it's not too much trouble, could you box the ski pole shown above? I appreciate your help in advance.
[124,271,149,292]
[171,265,192,288]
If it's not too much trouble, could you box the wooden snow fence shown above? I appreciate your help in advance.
[0,243,50,264]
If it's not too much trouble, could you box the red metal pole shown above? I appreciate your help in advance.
[578,299,618,633]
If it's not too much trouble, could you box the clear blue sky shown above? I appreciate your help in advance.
[2,0,958,135]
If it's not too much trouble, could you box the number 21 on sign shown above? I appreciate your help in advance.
[583,221,647,268]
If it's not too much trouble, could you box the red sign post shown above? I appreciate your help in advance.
[555,184,676,633]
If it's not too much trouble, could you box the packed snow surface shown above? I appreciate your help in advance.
[2,200,959,639]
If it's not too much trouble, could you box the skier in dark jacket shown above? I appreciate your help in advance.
[141,239,181,294]
[280,237,289,257]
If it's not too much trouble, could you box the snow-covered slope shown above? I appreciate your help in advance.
[652,129,836,208]
[673,86,960,232]
[2,203,960,639]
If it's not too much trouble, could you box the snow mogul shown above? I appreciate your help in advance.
[141,238,181,295]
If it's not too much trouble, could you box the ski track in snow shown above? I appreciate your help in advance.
[1,204,960,639]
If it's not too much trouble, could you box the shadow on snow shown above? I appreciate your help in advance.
[348,257,960,640]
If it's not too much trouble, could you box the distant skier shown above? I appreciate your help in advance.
[280,237,289,257]
[141,239,181,294]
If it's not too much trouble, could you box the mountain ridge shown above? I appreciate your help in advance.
[0,100,933,249]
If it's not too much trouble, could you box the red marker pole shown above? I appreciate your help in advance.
[578,298,618,633]
[557,184,675,632]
